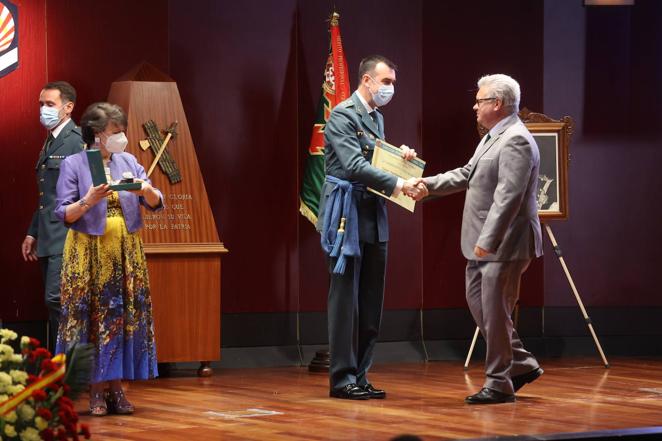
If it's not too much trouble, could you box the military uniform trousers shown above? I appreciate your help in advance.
[39,254,63,352]
[327,240,387,390]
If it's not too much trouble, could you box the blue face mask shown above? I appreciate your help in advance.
[39,105,63,130]
[368,76,395,107]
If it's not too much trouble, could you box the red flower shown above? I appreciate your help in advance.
[37,407,53,420]
[56,428,67,441]
[34,347,51,359]
[29,337,41,347]
[32,389,48,401]
[80,424,91,439]
[41,358,57,373]
[58,396,74,408]
[41,428,55,441]
[27,374,38,384]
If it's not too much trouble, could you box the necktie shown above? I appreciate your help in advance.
[44,133,55,154]
[369,111,383,138]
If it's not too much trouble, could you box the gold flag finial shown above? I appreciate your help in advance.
[330,11,340,26]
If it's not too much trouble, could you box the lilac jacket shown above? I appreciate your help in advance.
[55,151,164,236]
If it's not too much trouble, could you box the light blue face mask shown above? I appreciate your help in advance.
[39,105,62,130]
[368,76,395,107]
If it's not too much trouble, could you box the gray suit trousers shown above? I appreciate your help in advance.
[466,259,539,394]
[327,241,386,390]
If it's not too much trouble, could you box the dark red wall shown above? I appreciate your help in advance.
[543,0,662,308]
[168,0,301,314]
[46,1,169,122]
[2,0,47,321]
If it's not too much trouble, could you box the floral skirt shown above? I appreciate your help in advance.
[56,212,158,383]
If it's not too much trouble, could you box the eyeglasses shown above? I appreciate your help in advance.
[475,97,497,106]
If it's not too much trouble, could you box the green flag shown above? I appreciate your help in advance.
[299,12,351,225]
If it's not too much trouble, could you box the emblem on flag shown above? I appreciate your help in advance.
[0,0,18,78]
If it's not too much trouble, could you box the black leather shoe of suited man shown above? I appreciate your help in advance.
[465,388,515,404]
[361,384,386,399]
[512,367,544,392]
[330,383,370,400]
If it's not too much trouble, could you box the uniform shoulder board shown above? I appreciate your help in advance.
[339,98,355,108]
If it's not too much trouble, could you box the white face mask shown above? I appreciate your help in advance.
[368,76,395,107]
[102,132,129,153]
[39,105,63,130]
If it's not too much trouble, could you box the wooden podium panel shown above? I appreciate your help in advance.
[107,64,226,374]
[147,254,220,362]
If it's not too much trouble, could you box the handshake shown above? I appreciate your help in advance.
[402,177,428,201]
[398,145,428,201]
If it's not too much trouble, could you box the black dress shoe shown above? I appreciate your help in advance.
[465,387,515,404]
[330,383,370,400]
[361,384,386,399]
[512,367,544,392]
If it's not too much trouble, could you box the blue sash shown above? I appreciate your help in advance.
[320,176,365,274]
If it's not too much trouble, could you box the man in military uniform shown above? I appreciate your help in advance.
[317,55,423,399]
[21,81,84,352]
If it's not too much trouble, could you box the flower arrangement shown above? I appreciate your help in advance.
[0,328,93,440]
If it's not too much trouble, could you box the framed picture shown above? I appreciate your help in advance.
[478,109,574,220]
[520,109,574,220]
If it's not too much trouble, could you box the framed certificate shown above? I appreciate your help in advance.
[369,139,426,212]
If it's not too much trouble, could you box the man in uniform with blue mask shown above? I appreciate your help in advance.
[317,55,424,399]
[21,81,84,352]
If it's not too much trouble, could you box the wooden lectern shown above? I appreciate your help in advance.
[108,63,227,376]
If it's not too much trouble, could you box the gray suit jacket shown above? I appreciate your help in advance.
[27,119,85,257]
[316,92,398,243]
[424,114,543,261]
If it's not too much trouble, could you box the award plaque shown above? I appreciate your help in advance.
[86,149,142,191]
[369,139,426,212]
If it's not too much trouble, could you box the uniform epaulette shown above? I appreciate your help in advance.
[339,98,355,108]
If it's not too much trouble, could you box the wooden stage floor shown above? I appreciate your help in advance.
[79,357,662,440]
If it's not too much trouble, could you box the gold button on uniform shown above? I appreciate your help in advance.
[39,192,43,196]
[39,205,44,209]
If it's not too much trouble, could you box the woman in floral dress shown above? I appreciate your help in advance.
[54,102,162,416]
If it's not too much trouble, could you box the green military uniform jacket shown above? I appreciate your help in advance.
[27,119,84,257]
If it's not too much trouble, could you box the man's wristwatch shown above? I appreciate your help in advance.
[78,198,90,209]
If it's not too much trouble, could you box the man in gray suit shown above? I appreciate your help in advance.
[21,81,83,352]
[317,55,423,400]
[410,74,544,404]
